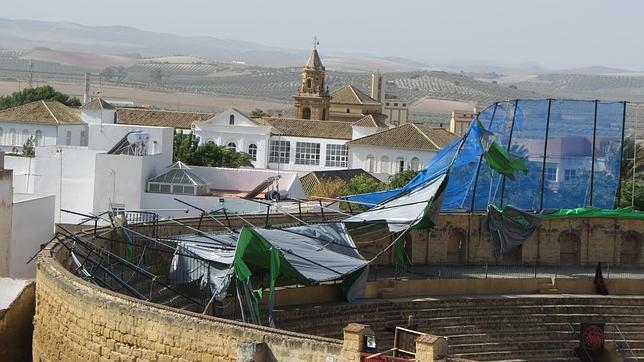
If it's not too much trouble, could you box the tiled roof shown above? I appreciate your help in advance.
[330,85,381,105]
[82,97,115,110]
[116,108,215,129]
[305,48,324,70]
[300,169,383,197]
[353,114,388,128]
[262,117,353,140]
[0,101,82,125]
[347,123,457,150]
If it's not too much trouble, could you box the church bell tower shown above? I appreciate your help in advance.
[293,39,330,120]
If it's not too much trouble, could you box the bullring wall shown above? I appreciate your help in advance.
[32,244,344,362]
[352,213,644,266]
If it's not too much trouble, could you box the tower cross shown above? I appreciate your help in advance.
[313,36,319,49]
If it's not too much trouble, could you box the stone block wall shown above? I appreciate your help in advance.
[32,245,344,362]
[358,213,644,266]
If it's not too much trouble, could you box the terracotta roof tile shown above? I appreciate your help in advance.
[116,108,215,129]
[82,98,115,110]
[347,123,457,150]
[330,85,381,105]
[353,114,388,128]
[262,117,353,140]
[0,101,82,125]
[300,169,382,197]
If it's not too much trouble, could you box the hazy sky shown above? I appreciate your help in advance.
[3,0,643,70]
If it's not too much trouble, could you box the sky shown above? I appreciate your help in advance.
[2,0,643,70]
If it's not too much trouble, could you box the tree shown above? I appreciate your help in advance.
[101,66,128,83]
[387,170,418,189]
[150,68,170,86]
[249,108,273,118]
[22,136,35,157]
[173,132,253,168]
[0,85,81,110]
[346,174,386,211]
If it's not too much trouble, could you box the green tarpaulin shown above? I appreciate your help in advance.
[543,207,644,220]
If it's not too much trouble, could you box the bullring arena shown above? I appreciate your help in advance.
[26,210,644,362]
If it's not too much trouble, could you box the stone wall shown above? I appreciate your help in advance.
[361,213,644,266]
[32,244,344,362]
[0,281,35,361]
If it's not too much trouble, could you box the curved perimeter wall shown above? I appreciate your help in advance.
[32,244,343,362]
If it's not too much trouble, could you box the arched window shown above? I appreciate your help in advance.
[306,78,312,89]
[380,156,390,174]
[227,142,237,151]
[302,107,311,120]
[322,108,326,120]
[346,109,350,113]
[396,157,405,173]
[21,129,29,145]
[247,144,257,161]
[366,155,375,173]
[229,114,235,125]
[35,130,43,146]
[9,129,16,146]
[411,157,420,171]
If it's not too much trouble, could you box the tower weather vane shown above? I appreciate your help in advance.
[313,36,319,49]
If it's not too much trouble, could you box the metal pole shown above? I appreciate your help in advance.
[589,100,599,206]
[632,104,639,208]
[469,102,499,211]
[539,99,553,211]
[499,99,519,208]
[616,102,628,205]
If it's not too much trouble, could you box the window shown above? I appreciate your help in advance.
[366,155,375,172]
[269,140,290,163]
[322,108,326,120]
[21,129,29,145]
[396,157,405,172]
[545,167,557,182]
[65,130,72,145]
[394,103,398,106]
[229,114,235,125]
[80,130,87,146]
[386,103,390,106]
[302,107,311,120]
[247,144,258,161]
[346,109,350,113]
[295,142,320,165]
[380,156,390,174]
[402,103,407,107]
[35,130,42,146]
[9,129,16,145]
[325,144,348,167]
[227,142,237,151]
[564,169,577,181]
[411,157,420,171]
[306,79,312,89]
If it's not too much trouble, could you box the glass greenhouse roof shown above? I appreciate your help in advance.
[149,161,209,186]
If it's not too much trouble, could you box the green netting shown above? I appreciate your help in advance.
[542,207,644,220]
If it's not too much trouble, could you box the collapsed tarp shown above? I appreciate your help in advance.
[487,204,542,256]
[542,207,644,220]
[344,174,448,232]
[168,223,368,304]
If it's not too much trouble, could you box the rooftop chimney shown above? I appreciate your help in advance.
[83,73,91,105]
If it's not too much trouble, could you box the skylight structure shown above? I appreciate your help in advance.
[147,161,209,196]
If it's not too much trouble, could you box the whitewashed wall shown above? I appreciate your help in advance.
[10,193,55,278]
[348,144,437,175]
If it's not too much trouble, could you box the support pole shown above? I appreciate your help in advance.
[589,100,599,206]
[469,102,499,211]
[616,101,628,205]
[539,99,553,211]
[500,99,519,208]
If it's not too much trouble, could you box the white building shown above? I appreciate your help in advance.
[347,123,458,176]
[0,152,55,278]
[193,109,387,175]
[370,73,410,126]
[0,100,88,153]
